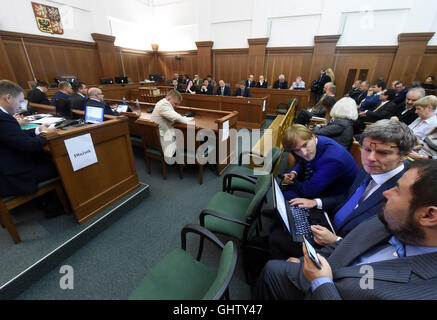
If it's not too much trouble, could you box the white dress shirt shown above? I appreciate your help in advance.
[409,115,437,144]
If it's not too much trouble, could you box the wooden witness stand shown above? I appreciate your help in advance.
[29,103,140,224]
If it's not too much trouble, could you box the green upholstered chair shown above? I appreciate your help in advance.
[226,147,282,195]
[0,177,70,244]
[277,98,298,115]
[128,224,237,300]
[199,173,271,244]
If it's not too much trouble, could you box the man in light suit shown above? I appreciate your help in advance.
[151,90,190,158]
[254,159,437,300]
[269,120,416,259]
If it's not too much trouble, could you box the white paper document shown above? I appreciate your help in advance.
[64,134,98,172]
[222,120,229,142]
[263,100,266,112]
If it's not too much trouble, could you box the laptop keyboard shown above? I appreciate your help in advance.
[290,205,312,237]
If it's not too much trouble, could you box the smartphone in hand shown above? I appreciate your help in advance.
[303,235,322,269]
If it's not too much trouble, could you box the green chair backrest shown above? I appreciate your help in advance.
[202,241,236,300]
[244,174,271,221]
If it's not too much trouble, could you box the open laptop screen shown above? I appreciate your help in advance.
[272,176,291,233]
[85,106,104,124]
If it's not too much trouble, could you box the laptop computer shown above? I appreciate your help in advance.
[85,106,104,124]
[271,175,335,243]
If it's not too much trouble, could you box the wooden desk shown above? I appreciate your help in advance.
[136,106,239,176]
[179,94,267,129]
[250,88,310,116]
[29,103,140,224]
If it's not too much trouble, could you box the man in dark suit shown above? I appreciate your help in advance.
[69,82,88,111]
[245,75,256,88]
[314,68,332,103]
[86,88,120,116]
[50,81,72,106]
[171,79,183,93]
[255,159,437,300]
[393,81,408,105]
[353,81,370,106]
[27,80,50,105]
[234,81,252,98]
[199,79,213,95]
[273,74,288,89]
[391,87,425,126]
[269,120,416,259]
[0,80,57,198]
[358,80,386,112]
[215,80,231,96]
[256,75,268,88]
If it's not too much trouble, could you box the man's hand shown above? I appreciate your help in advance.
[286,257,300,263]
[289,198,317,209]
[359,111,367,117]
[311,225,338,246]
[281,172,297,185]
[302,243,332,283]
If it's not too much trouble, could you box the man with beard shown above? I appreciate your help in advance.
[254,159,437,300]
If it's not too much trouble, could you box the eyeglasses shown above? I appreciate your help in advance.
[360,140,399,155]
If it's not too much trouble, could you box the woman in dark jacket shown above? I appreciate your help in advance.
[312,97,358,150]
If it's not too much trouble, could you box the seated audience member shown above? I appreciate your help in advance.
[409,127,437,160]
[408,95,437,144]
[354,89,398,133]
[86,88,120,116]
[255,159,437,300]
[312,97,358,150]
[391,87,425,125]
[273,74,289,90]
[27,80,50,105]
[290,77,306,90]
[50,81,72,106]
[185,80,197,94]
[151,90,190,158]
[245,75,256,88]
[393,81,408,105]
[234,81,252,98]
[216,80,231,96]
[268,120,415,260]
[69,82,88,111]
[192,74,202,87]
[256,75,268,88]
[0,80,58,198]
[353,80,370,106]
[294,83,336,125]
[183,74,191,85]
[346,80,362,100]
[358,80,386,112]
[206,75,216,88]
[422,75,437,90]
[171,79,183,93]
[199,79,213,95]
[314,68,332,103]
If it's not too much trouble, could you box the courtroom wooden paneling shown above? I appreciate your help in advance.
[416,47,437,84]
[214,49,250,87]
[265,47,313,89]
[251,88,310,116]
[334,46,397,98]
[119,49,155,83]
[157,51,198,80]
[2,40,35,87]
[0,35,17,82]
[196,41,214,79]
[248,38,269,80]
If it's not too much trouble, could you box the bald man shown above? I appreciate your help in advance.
[86,88,120,116]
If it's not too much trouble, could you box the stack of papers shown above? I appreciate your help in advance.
[30,117,64,125]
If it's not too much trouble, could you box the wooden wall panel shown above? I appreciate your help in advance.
[3,40,34,88]
[416,47,437,84]
[157,52,197,80]
[121,50,154,83]
[214,49,249,88]
[266,48,313,89]
[334,47,397,97]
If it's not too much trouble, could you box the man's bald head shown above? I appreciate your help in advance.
[88,88,103,101]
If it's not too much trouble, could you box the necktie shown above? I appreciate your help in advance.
[334,175,373,228]
[389,236,406,257]
[304,162,314,180]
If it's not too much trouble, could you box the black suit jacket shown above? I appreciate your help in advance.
[354,90,368,105]
[234,88,252,98]
[216,86,231,96]
[361,101,398,122]
[273,80,289,90]
[256,81,268,88]
[86,99,120,116]
[245,80,256,88]
[69,93,87,111]
[0,110,48,197]
[392,103,418,126]
[199,85,213,95]
[27,88,50,105]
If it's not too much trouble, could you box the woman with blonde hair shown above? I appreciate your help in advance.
[312,97,358,150]
[325,68,335,84]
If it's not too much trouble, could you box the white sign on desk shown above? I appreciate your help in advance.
[64,134,98,172]
[263,100,266,112]
[221,120,229,142]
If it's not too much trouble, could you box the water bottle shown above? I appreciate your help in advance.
[136,99,141,115]
[123,97,127,105]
